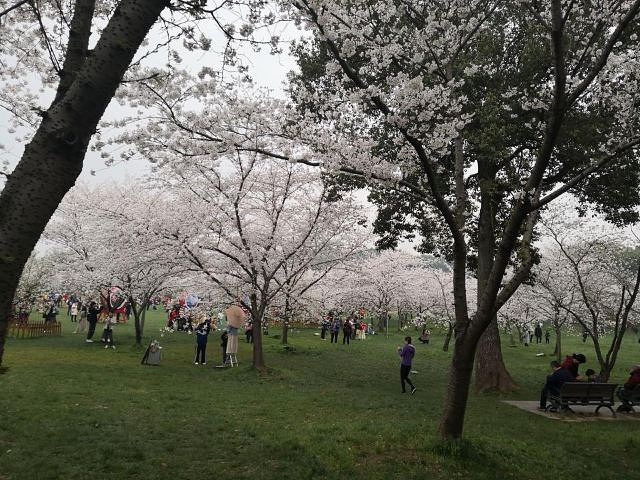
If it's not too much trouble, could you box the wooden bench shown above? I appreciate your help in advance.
[617,386,640,412]
[547,382,617,416]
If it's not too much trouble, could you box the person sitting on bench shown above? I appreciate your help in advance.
[584,369,602,383]
[539,360,574,411]
[617,365,640,411]
[561,353,586,380]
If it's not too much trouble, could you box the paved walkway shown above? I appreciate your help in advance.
[502,400,640,422]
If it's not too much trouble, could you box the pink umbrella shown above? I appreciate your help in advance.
[225,305,246,328]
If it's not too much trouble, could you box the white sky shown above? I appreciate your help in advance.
[0,13,302,185]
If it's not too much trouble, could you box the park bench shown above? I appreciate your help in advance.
[547,382,617,416]
[617,386,640,413]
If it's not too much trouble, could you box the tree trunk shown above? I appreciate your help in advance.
[0,0,170,368]
[250,294,266,370]
[133,304,147,346]
[442,323,453,352]
[473,168,516,392]
[438,337,476,439]
[599,365,612,383]
[554,326,562,362]
[252,313,265,370]
[474,319,517,393]
[281,293,291,345]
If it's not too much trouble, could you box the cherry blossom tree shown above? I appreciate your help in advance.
[279,0,640,439]
[530,252,576,361]
[497,284,542,347]
[12,253,55,316]
[0,0,278,367]
[541,217,640,381]
[146,149,368,369]
[335,250,424,331]
[44,182,186,344]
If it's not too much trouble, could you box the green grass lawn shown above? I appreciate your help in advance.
[1,310,640,480]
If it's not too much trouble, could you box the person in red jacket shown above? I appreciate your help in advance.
[167,305,179,329]
[560,353,586,379]
[617,365,640,412]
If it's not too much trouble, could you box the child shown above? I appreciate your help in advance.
[585,368,601,382]
[220,329,229,365]
[194,319,210,365]
[102,314,116,349]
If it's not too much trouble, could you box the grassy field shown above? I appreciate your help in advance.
[1,310,640,480]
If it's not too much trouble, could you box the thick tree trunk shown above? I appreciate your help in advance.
[0,0,170,369]
[377,312,387,331]
[281,322,289,345]
[473,169,516,392]
[442,323,453,352]
[475,319,516,393]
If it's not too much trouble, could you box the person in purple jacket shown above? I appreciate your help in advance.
[397,336,416,394]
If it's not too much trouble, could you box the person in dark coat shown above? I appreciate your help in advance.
[534,325,543,344]
[539,360,574,410]
[342,318,353,345]
[86,301,100,343]
[330,316,340,343]
[194,319,211,365]
[44,303,58,324]
[220,330,229,365]
[321,313,331,340]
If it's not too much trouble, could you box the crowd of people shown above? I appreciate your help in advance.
[320,310,373,345]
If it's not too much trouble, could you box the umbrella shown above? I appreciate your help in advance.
[225,305,246,328]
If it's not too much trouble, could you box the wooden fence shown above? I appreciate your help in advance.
[7,321,62,338]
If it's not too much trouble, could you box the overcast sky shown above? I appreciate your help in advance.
[0,15,301,186]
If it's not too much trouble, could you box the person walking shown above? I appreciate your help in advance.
[545,330,550,344]
[86,301,100,342]
[342,317,352,345]
[398,336,416,394]
[330,316,340,344]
